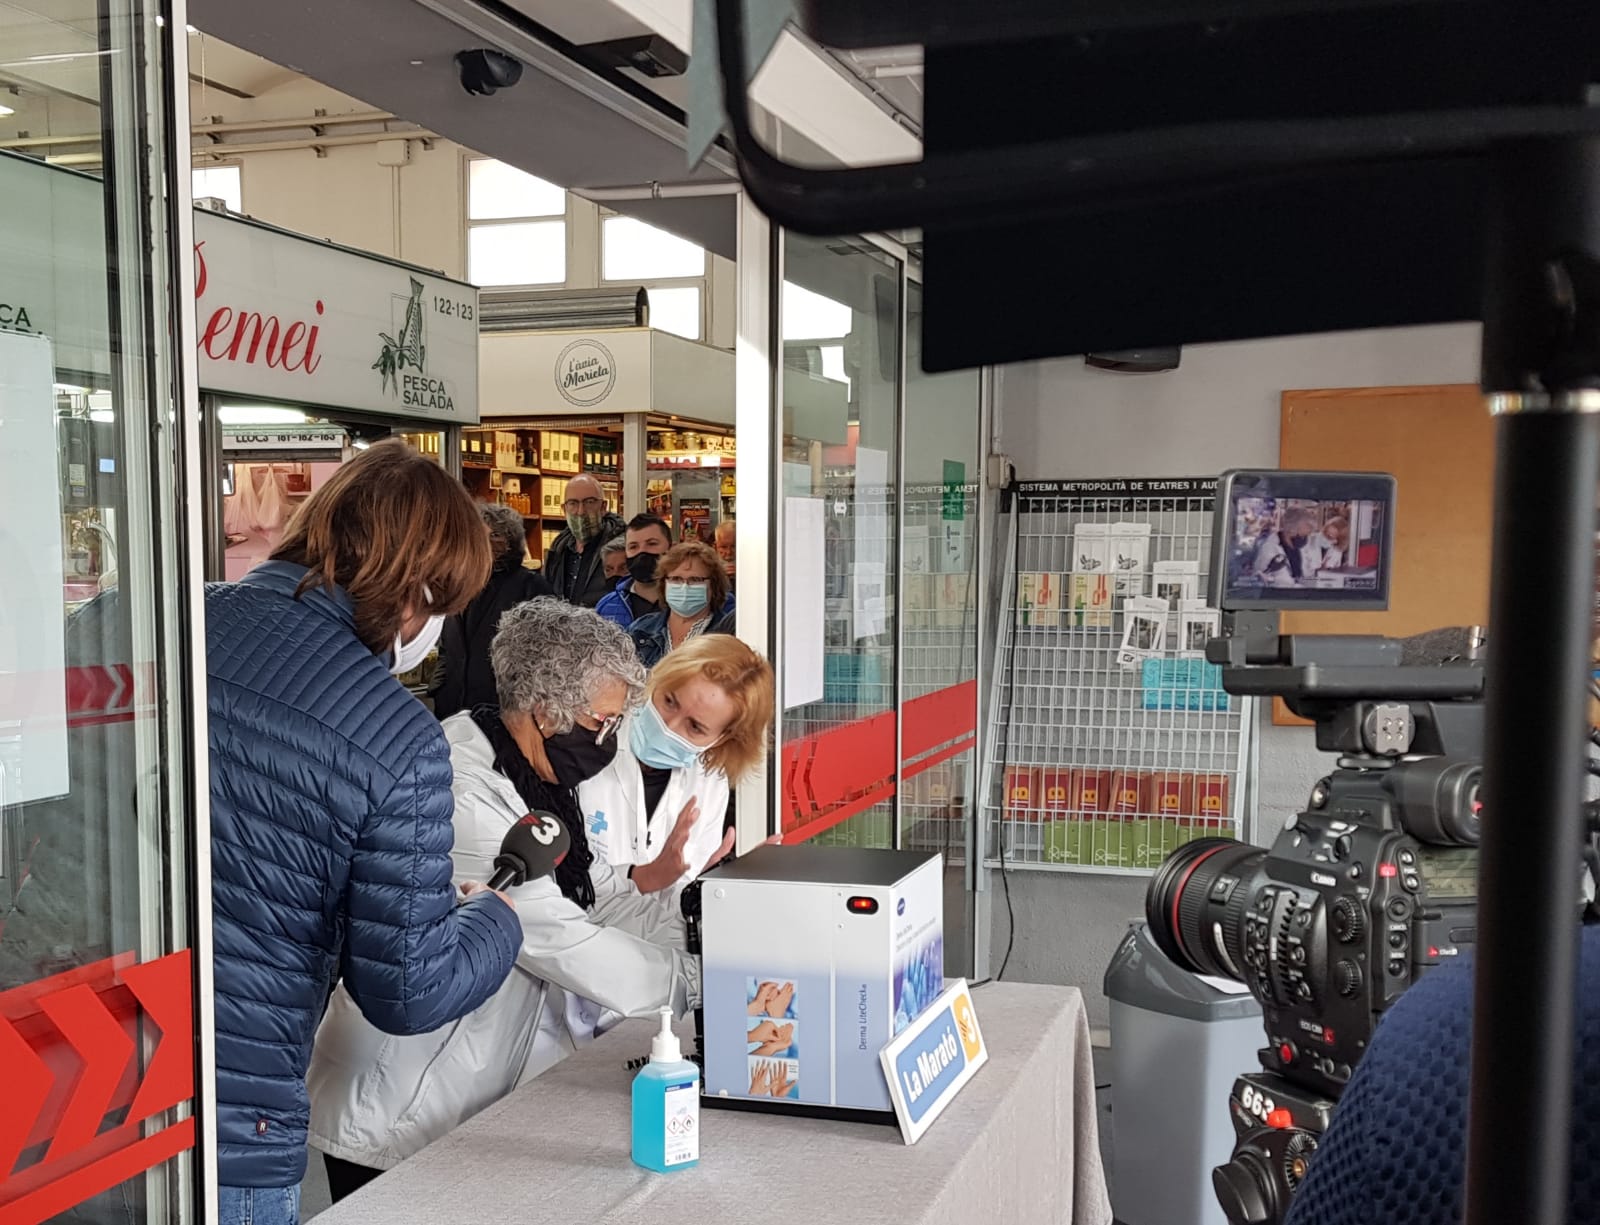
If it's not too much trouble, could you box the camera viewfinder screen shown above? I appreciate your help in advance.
[1213,471,1395,611]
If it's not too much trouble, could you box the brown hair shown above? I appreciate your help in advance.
[648,634,774,784]
[271,439,491,652]
[655,540,731,614]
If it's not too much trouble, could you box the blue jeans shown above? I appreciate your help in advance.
[218,1184,300,1225]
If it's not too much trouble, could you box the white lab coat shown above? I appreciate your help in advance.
[305,713,698,1172]
[1253,533,1325,587]
[579,712,732,908]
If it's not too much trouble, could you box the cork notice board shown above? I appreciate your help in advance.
[1274,384,1494,725]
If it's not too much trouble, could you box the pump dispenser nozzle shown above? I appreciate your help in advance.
[650,1006,681,1063]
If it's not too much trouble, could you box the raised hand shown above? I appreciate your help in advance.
[632,798,700,894]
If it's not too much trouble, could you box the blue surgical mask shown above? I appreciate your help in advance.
[629,698,704,771]
[666,580,710,617]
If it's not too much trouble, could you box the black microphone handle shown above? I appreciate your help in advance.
[485,865,518,892]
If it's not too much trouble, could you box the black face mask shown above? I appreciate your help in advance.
[626,552,662,585]
[542,724,619,787]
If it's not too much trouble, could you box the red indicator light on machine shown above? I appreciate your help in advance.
[1266,1108,1294,1129]
[1378,863,1398,878]
[1279,1044,1294,1064]
[1429,947,1439,957]
[846,896,879,914]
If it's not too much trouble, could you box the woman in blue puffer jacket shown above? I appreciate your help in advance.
[205,439,522,1225]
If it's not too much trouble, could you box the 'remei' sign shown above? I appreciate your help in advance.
[193,212,480,424]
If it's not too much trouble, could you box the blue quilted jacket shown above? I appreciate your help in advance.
[206,562,522,1188]
[1285,923,1600,1225]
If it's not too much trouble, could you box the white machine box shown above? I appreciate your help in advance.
[701,845,945,1116]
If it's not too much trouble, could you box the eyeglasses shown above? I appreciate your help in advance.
[563,496,605,513]
[585,710,623,745]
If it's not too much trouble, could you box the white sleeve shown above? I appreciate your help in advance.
[507,873,699,1014]
[675,771,732,894]
[587,818,643,908]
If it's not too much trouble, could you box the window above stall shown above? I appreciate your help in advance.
[467,159,568,287]
[602,215,707,343]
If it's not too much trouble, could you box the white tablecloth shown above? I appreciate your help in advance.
[311,981,1112,1225]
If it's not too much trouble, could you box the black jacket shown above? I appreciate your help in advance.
[432,560,554,718]
[543,512,626,608]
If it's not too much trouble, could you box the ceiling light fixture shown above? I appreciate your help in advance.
[0,104,13,117]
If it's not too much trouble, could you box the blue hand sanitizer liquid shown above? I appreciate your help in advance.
[632,1006,699,1172]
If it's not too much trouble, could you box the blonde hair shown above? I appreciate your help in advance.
[655,540,732,615]
[648,634,773,784]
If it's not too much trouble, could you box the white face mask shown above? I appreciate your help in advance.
[390,585,443,675]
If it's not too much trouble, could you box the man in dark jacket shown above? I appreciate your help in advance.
[432,503,552,718]
[543,474,624,608]
[206,442,520,1224]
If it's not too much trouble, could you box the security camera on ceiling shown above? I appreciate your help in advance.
[455,49,523,97]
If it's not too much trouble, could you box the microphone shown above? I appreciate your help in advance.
[485,812,570,891]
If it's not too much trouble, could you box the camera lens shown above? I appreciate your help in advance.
[1146,837,1266,981]
[1386,757,1482,846]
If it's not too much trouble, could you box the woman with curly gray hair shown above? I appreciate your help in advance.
[306,599,700,1200]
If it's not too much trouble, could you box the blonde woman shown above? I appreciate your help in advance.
[581,633,775,907]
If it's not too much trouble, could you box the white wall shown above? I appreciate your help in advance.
[991,322,1483,1026]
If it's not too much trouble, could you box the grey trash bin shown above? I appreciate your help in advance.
[1104,921,1264,1225]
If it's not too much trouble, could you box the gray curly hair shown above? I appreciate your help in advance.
[489,597,646,730]
[600,534,627,559]
[480,503,528,566]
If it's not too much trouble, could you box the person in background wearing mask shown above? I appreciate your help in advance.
[205,440,522,1225]
[581,634,775,908]
[715,518,737,585]
[431,503,553,720]
[307,599,698,1200]
[543,475,625,608]
[629,541,735,668]
[601,535,629,585]
[596,513,675,628]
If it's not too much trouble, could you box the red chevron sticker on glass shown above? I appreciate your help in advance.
[0,949,196,1225]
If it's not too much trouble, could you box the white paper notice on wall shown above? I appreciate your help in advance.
[0,330,69,803]
[783,496,826,710]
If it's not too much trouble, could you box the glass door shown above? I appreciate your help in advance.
[776,233,902,847]
[0,2,201,1222]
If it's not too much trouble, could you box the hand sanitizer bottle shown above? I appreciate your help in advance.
[632,1007,699,1172]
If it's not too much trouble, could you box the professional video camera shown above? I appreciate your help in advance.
[1145,469,1490,1225]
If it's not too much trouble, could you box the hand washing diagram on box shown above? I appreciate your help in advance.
[746,977,800,1099]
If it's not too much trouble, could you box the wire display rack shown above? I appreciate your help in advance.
[980,477,1257,873]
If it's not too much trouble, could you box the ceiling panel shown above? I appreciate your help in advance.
[189,0,738,255]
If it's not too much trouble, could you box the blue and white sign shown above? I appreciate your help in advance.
[879,978,988,1144]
